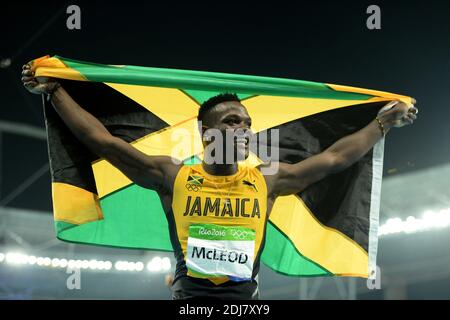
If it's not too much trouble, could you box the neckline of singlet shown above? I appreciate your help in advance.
[193,163,248,185]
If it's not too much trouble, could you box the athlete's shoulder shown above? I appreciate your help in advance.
[255,159,284,175]
[157,159,186,194]
[172,162,203,182]
[254,160,286,197]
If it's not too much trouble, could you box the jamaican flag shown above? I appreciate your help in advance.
[31,55,413,279]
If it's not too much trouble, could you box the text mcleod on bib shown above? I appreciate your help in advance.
[186,224,256,280]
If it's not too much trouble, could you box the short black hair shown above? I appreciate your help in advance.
[198,93,241,121]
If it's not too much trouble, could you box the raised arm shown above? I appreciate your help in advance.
[21,64,180,192]
[264,101,418,197]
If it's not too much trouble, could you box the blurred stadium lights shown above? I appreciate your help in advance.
[379,207,450,236]
[147,256,171,272]
[1,207,449,272]
[114,260,145,272]
[0,251,171,273]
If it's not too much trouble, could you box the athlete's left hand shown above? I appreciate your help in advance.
[381,99,418,128]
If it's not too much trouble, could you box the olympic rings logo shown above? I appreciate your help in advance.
[231,229,248,240]
[185,183,201,192]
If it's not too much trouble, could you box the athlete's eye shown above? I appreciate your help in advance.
[225,118,238,125]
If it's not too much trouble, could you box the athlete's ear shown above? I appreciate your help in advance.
[198,120,212,142]
[202,126,213,142]
[197,120,208,131]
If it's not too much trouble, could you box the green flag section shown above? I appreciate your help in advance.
[54,184,172,250]
[262,222,331,277]
[31,55,414,278]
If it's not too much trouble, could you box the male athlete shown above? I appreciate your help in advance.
[21,64,417,299]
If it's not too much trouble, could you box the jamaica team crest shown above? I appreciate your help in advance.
[186,175,204,192]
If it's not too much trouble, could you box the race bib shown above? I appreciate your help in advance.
[186,224,255,280]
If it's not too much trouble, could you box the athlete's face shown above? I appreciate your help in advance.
[200,101,253,162]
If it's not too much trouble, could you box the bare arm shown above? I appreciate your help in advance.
[22,64,180,191]
[265,101,418,197]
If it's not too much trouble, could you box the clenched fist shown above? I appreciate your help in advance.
[21,64,60,95]
[380,100,418,128]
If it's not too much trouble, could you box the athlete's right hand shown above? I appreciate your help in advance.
[21,64,60,95]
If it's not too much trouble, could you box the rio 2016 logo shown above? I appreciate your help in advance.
[230,229,248,240]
